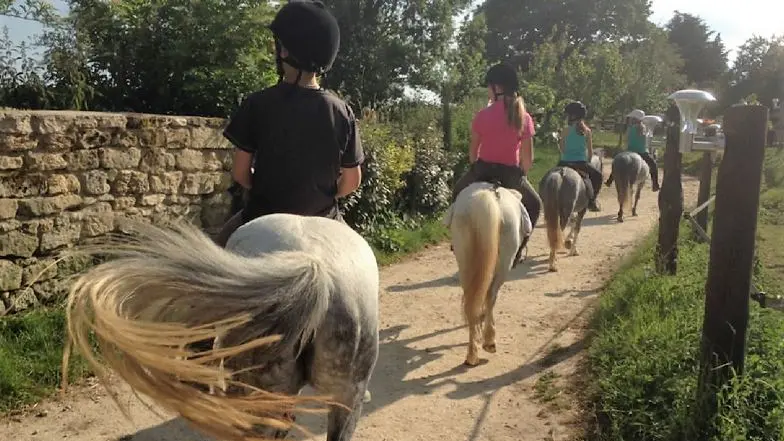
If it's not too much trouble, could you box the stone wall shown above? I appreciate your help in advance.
[0,110,234,315]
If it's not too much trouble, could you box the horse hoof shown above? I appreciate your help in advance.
[564,239,572,249]
[363,389,372,403]
[549,266,558,272]
[617,216,624,223]
[464,356,482,367]
[569,250,579,257]
[632,211,638,217]
[483,343,497,354]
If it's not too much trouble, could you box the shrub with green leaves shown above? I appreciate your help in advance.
[341,121,415,233]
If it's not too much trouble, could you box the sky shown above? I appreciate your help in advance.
[2,0,781,65]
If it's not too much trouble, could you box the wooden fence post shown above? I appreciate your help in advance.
[656,103,683,275]
[695,104,769,430]
[695,151,713,234]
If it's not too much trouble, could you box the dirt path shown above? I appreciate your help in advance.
[1,167,699,441]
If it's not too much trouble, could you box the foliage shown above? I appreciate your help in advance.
[722,35,784,110]
[480,0,651,70]
[446,11,487,104]
[586,228,784,441]
[322,0,473,110]
[666,12,728,89]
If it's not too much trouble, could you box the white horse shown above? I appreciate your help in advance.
[444,181,531,366]
[63,214,379,441]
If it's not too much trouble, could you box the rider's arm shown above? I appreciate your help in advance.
[469,128,481,164]
[519,113,535,173]
[520,138,533,173]
[586,129,594,160]
[231,150,254,189]
[336,105,365,198]
[337,166,362,197]
[558,127,568,153]
[223,94,259,190]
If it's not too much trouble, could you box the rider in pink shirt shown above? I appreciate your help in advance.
[471,101,536,168]
[451,62,543,264]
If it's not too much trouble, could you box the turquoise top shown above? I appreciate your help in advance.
[561,125,588,162]
[627,125,647,153]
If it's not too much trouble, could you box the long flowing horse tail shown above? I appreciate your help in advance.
[613,157,634,212]
[541,172,565,252]
[455,189,501,326]
[62,220,334,441]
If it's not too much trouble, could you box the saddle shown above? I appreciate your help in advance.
[562,164,589,179]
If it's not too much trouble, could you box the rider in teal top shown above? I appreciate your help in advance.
[605,109,660,192]
[557,101,602,212]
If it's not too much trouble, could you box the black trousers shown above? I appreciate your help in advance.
[452,159,542,228]
[606,152,659,188]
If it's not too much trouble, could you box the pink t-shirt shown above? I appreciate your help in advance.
[471,101,536,167]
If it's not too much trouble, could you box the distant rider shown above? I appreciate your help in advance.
[556,101,602,212]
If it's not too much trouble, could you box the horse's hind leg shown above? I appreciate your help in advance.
[548,247,558,272]
[632,182,644,217]
[312,330,378,441]
[326,385,369,441]
[567,209,587,257]
[466,318,482,366]
[482,278,503,354]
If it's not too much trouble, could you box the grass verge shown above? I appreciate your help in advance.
[585,222,784,440]
[0,308,91,413]
[583,145,784,441]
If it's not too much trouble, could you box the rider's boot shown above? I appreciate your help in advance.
[512,234,531,268]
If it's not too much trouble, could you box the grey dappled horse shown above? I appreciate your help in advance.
[538,153,602,272]
[64,214,380,441]
[609,151,649,222]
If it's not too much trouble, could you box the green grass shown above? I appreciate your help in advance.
[585,222,784,441]
[370,217,450,265]
[585,148,784,441]
[0,308,92,413]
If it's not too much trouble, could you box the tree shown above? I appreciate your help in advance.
[723,35,784,109]
[447,11,487,104]
[322,0,473,110]
[1,0,59,24]
[480,0,651,72]
[666,11,728,89]
[59,0,279,117]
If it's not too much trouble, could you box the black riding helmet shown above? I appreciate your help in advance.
[484,63,519,97]
[269,1,340,78]
[564,101,587,120]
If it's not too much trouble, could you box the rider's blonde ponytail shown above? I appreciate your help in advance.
[503,94,526,133]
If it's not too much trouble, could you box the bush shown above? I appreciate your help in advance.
[341,116,456,236]
[586,229,784,441]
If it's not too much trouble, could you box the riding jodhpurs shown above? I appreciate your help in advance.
[557,160,602,202]
[606,152,660,190]
[452,159,543,228]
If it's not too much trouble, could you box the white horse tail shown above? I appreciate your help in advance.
[62,220,332,441]
[457,190,501,326]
